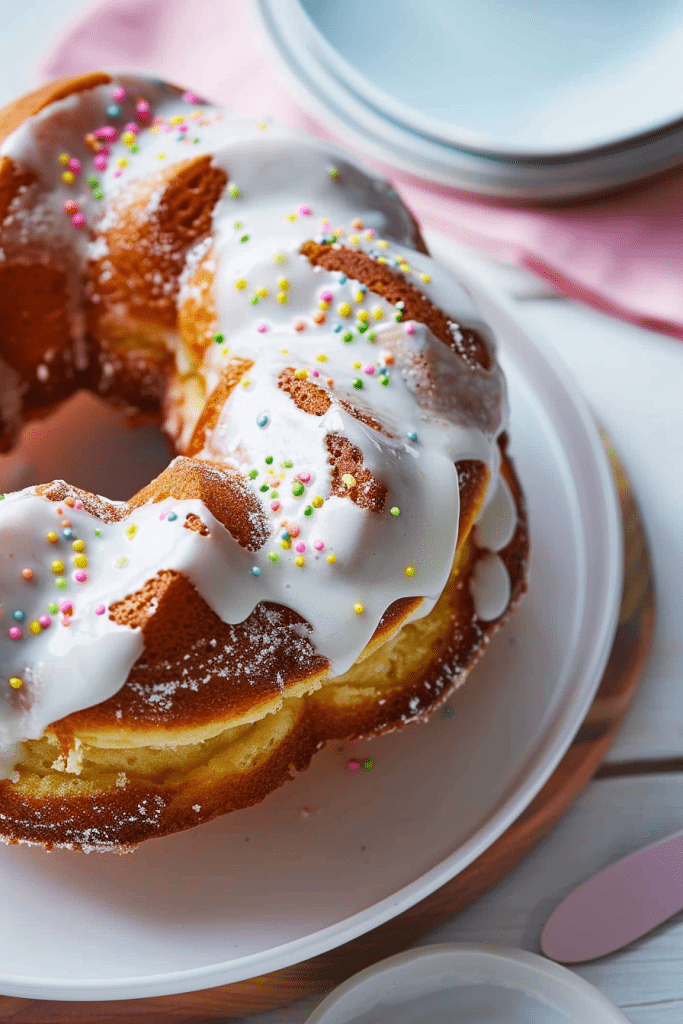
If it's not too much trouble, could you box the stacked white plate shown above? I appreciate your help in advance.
[254,0,683,200]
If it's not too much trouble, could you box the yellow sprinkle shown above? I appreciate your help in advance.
[276,291,288,304]
[312,496,324,508]
[51,560,64,575]
[404,565,416,577]
[58,153,70,165]
[274,252,288,265]
[117,157,128,168]
[235,277,248,290]
[294,368,308,379]
[125,524,138,540]
[294,555,305,567]
[28,620,42,636]
[353,602,364,614]
[318,300,331,311]
[150,125,160,135]
[8,677,23,690]
[349,234,361,245]
[420,272,431,282]
[372,307,384,320]
[279,348,289,354]
[169,115,184,125]
[73,555,88,569]
[337,302,352,318]
[122,131,136,146]
[352,361,362,369]
[190,110,203,120]
[61,171,75,185]
[326,553,336,564]
[46,531,58,544]
[377,257,388,265]
[376,239,389,249]
[354,290,365,303]
[72,539,85,553]
[157,152,166,160]
[277,277,290,290]
[256,121,268,131]
[281,539,292,550]
[315,353,328,362]
[242,378,251,388]
[341,473,357,489]
[357,309,369,323]
[256,287,269,299]
[401,263,412,273]
[286,213,297,222]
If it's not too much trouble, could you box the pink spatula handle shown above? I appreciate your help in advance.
[541,828,683,963]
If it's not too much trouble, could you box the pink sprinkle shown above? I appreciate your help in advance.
[159,511,168,520]
[136,99,152,123]
[74,500,83,510]
[182,91,202,104]
[71,213,86,228]
[124,122,139,135]
[313,540,325,551]
[178,124,189,132]
[320,290,334,303]
[405,321,416,334]
[256,323,268,333]
[113,86,126,102]
[113,169,123,178]
[348,737,361,744]
[60,601,73,615]
[311,369,320,377]
[93,153,108,171]
[38,615,51,629]
[75,570,88,583]
[366,228,376,238]
[347,759,361,772]
[8,627,22,640]
[270,501,282,512]
[364,365,375,375]
[67,158,82,174]
[63,199,79,215]
[94,604,106,616]
[94,125,117,140]
[61,616,72,627]
[295,542,306,554]
[297,471,311,483]
[299,205,312,216]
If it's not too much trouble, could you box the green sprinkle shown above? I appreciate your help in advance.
[55,577,68,590]
[248,470,258,480]
[368,331,377,342]
[270,491,278,499]
[292,481,305,497]
[342,331,354,343]
[358,323,368,333]
[48,602,59,615]
[234,220,243,229]
[87,177,99,188]
[394,311,403,321]
[390,506,400,517]
[228,184,241,198]
[268,552,280,564]
[304,506,313,517]
[94,190,104,201]
[380,374,390,386]
[240,234,250,243]
[281,459,294,469]
[213,331,225,344]
[131,144,139,154]
[250,295,259,305]
[94,529,101,537]
[363,758,374,770]
[259,484,269,493]
[265,456,274,465]
[328,166,339,178]
[352,378,363,389]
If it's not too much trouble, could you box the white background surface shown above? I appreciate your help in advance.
[2,3,683,1021]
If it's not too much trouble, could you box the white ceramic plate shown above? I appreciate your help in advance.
[0,246,621,1001]
[254,0,683,199]
[304,944,631,1024]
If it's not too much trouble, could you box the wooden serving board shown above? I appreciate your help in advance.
[0,434,654,1023]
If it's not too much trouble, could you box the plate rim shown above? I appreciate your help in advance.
[0,243,623,1001]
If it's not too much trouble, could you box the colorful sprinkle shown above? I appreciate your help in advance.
[8,627,22,640]
[294,555,305,567]
[326,553,336,564]
[51,560,65,575]
[251,567,262,576]
[12,611,24,622]
[28,620,42,636]
[75,570,88,583]
[341,473,356,489]
[8,677,23,689]
[407,430,418,442]
[352,378,363,389]
[312,496,324,508]
[364,759,374,770]
[20,568,33,581]
[353,602,365,615]
[292,481,305,497]
[73,555,88,569]
[166,512,178,522]
[48,603,59,615]
[347,759,361,772]
[228,183,241,198]
[337,302,352,318]
[56,577,68,590]
[268,552,280,564]
[257,413,270,428]
[313,540,325,551]
[60,601,73,615]
[46,531,58,544]
[72,539,85,553]
[125,524,138,540]
[38,615,51,629]
[390,506,401,517]
[404,565,416,577]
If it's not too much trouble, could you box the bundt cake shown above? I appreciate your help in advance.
[0,73,528,851]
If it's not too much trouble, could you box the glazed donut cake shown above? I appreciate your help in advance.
[0,73,528,851]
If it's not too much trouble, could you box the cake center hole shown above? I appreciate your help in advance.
[0,391,172,501]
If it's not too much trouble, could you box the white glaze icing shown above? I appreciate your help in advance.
[0,76,515,774]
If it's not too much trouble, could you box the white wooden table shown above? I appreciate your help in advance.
[1,5,683,1021]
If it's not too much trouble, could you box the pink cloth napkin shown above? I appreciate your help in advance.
[41,0,683,341]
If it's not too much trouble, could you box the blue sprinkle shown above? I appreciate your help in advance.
[256,413,269,428]
[167,512,178,522]
[281,531,290,541]
[62,528,73,539]
[107,104,120,117]
[338,274,347,284]
[332,324,343,333]
[406,430,418,442]
[12,610,25,622]
[177,134,185,141]
[251,566,262,576]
